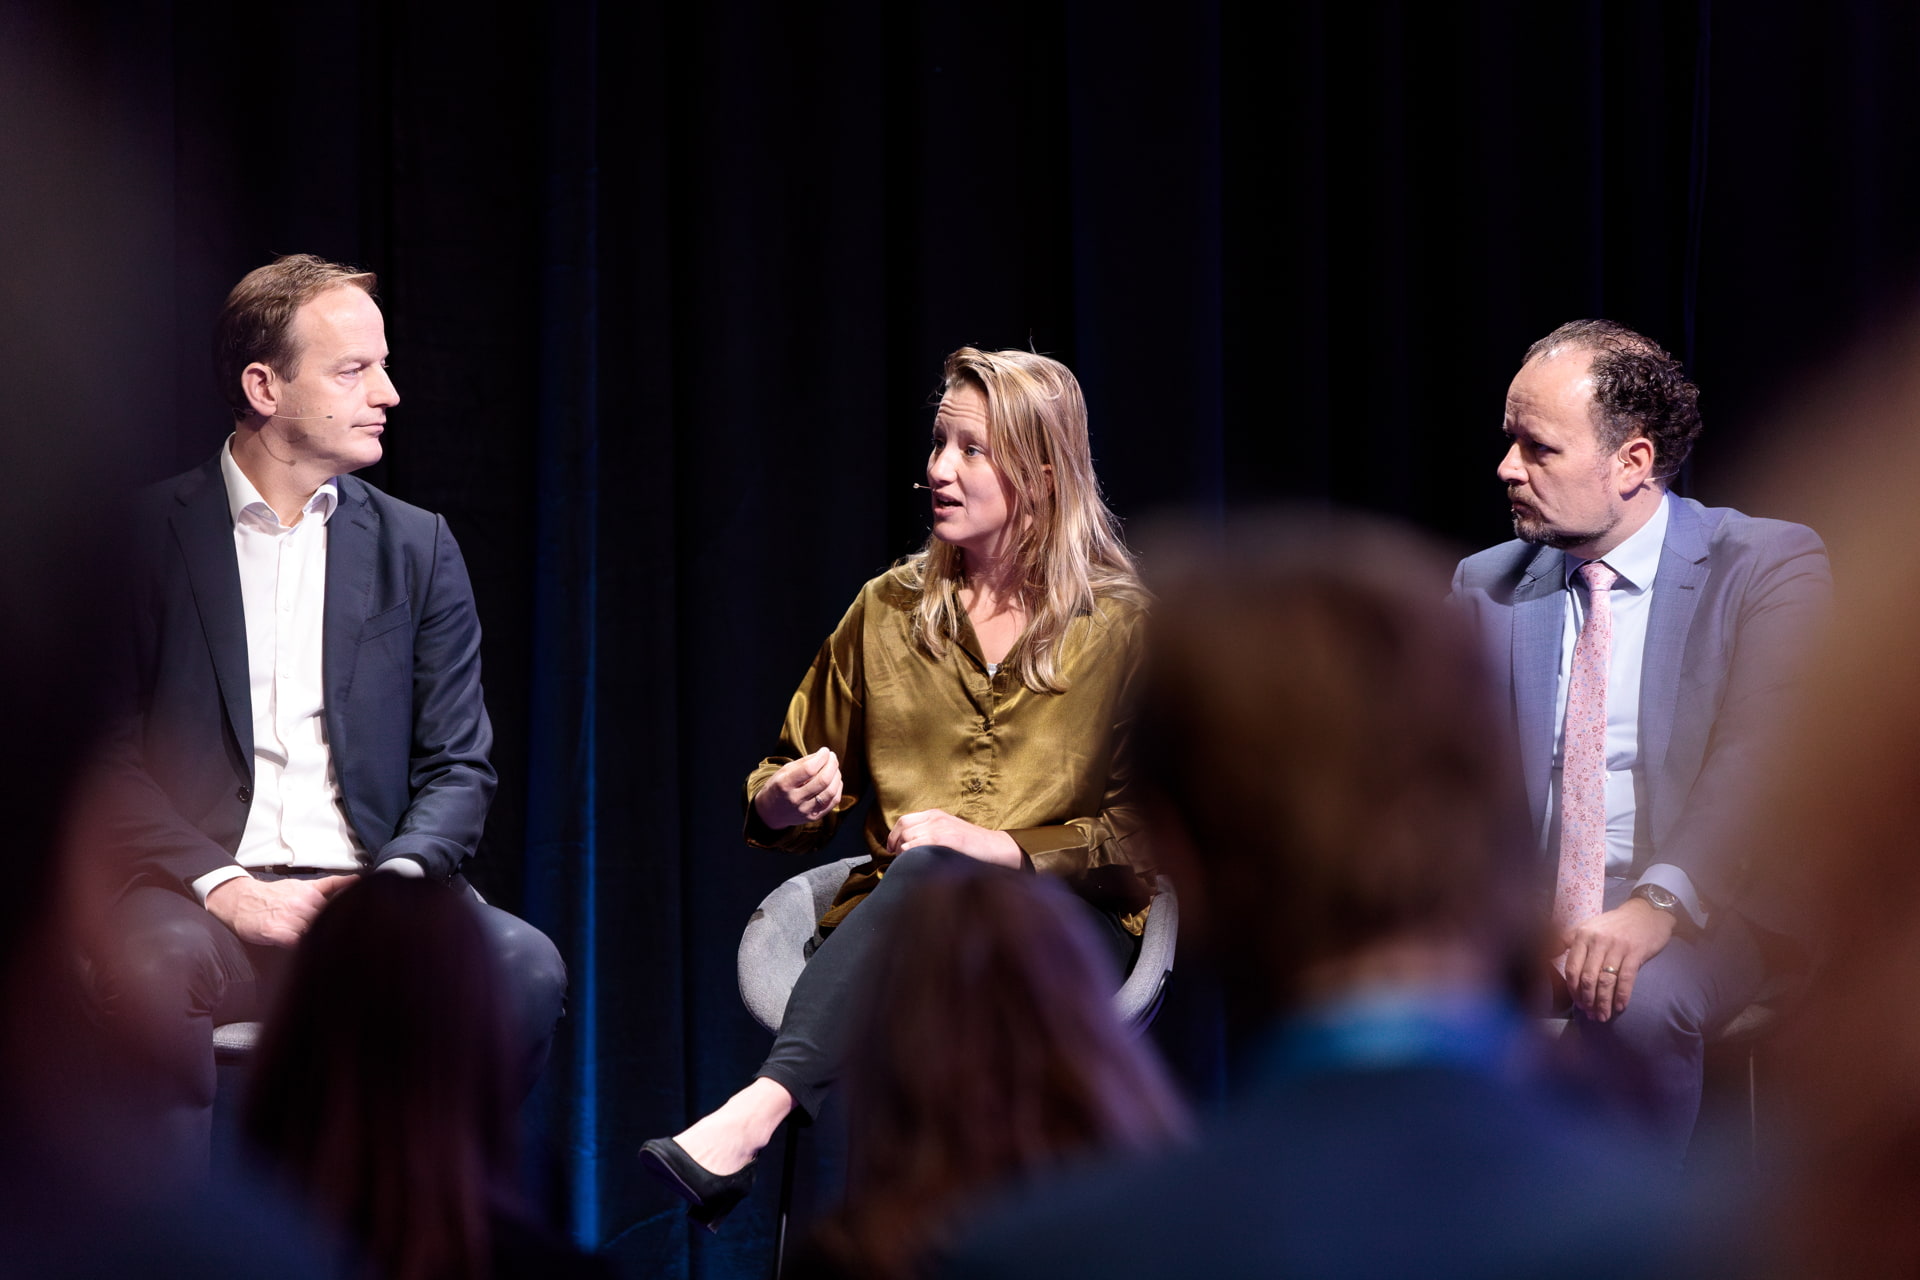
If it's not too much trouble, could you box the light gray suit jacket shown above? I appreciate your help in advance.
[1450,495,1830,929]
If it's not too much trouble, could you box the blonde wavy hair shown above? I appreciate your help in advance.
[899,347,1143,693]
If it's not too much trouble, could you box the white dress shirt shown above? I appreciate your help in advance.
[1544,492,1706,926]
[190,440,365,902]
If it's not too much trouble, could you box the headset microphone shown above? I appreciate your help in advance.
[272,412,335,420]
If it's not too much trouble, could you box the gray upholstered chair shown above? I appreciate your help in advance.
[736,856,868,1034]
[737,857,1179,1032]
[735,856,1179,1276]
[210,1019,265,1168]
[214,1020,265,1060]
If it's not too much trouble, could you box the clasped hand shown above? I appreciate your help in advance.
[885,808,1023,867]
[1559,896,1677,1021]
[205,872,357,947]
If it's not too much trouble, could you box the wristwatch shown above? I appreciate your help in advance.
[1633,883,1680,915]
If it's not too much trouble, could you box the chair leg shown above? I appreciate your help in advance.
[771,1116,805,1280]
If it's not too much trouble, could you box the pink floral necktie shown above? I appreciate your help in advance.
[1553,561,1616,933]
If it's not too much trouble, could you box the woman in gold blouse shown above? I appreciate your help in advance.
[641,347,1151,1228]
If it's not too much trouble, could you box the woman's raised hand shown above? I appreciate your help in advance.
[754,747,844,830]
[886,809,1024,867]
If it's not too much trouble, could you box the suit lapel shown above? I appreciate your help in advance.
[1511,544,1565,835]
[172,461,254,767]
[324,478,378,717]
[1642,496,1708,778]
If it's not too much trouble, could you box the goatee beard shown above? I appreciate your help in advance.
[1511,507,1608,551]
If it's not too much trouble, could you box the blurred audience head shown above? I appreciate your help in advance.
[0,7,143,1149]
[814,860,1187,1279]
[1738,308,1920,1280]
[246,874,514,1280]
[1137,511,1536,1012]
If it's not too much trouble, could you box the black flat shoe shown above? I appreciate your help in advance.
[639,1136,756,1231]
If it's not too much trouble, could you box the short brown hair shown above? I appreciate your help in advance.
[213,254,376,419]
[1138,512,1537,1010]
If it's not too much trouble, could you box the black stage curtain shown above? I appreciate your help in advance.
[11,1,1920,1274]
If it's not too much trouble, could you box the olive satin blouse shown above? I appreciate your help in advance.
[744,567,1151,933]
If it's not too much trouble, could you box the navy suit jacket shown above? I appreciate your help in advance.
[1449,495,1830,924]
[113,453,495,892]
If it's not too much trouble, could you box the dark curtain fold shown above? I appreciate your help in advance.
[13,1,1920,1275]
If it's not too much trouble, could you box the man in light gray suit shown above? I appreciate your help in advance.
[1451,320,1830,1158]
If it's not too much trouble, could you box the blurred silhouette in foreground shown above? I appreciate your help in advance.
[946,512,1719,1279]
[0,14,342,1271]
[1733,309,1920,1280]
[790,861,1187,1279]
[246,874,607,1280]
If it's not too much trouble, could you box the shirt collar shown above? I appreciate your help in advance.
[1563,489,1669,593]
[221,434,339,529]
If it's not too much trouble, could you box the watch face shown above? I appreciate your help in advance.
[1641,886,1677,910]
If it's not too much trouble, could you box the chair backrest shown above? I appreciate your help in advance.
[1117,875,1177,1032]
[736,859,1177,1034]
[213,1020,265,1059]
[736,856,867,1032]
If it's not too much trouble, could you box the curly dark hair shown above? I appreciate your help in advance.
[1525,319,1702,482]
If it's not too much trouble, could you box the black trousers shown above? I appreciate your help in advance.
[92,875,566,1178]
[754,846,1139,1120]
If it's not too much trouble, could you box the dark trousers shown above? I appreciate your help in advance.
[754,847,1138,1120]
[92,877,567,1178]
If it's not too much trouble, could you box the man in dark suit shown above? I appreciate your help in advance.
[946,517,1710,1279]
[1450,320,1830,1159]
[93,254,565,1173]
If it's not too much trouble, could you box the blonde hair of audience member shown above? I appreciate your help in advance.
[899,347,1144,694]
[245,876,516,1280]
[808,860,1187,1279]
[1137,515,1538,1008]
